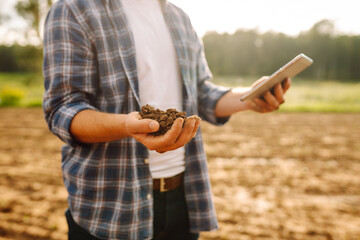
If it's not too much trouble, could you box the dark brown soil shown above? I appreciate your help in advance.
[139,104,187,136]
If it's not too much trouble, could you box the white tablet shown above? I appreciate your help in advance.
[240,53,313,101]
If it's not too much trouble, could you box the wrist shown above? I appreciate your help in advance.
[238,88,254,111]
[243,99,254,111]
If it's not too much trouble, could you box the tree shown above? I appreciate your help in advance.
[203,19,360,81]
[15,0,54,43]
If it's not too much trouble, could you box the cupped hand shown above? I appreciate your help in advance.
[124,112,201,153]
[247,77,291,113]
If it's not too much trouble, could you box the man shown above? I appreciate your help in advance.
[43,0,290,239]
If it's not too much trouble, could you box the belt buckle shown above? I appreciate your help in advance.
[160,178,169,192]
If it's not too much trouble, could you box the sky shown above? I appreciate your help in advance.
[0,0,359,45]
[171,0,360,37]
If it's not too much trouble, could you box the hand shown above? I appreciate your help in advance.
[246,77,291,113]
[124,112,201,153]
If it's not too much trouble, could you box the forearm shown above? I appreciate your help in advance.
[70,109,131,143]
[214,87,251,117]
[215,78,291,117]
[70,109,201,153]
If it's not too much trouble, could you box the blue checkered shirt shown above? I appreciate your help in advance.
[43,0,230,239]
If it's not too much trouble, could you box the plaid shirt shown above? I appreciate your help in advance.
[43,0,230,239]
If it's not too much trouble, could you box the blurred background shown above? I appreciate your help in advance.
[0,0,359,240]
[0,0,360,110]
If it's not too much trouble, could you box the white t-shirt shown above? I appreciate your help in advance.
[122,0,185,178]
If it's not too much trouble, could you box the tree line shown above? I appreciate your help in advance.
[203,20,360,81]
[0,19,359,81]
[0,45,42,72]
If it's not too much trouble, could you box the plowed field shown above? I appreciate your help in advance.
[0,108,359,240]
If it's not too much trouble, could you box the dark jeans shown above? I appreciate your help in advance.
[65,186,199,240]
[65,209,100,240]
[153,186,199,240]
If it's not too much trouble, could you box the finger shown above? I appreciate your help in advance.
[189,117,201,140]
[142,117,189,152]
[252,76,269,88]
[155,118,184,147]
[156,118,195,153]
[134,118,184,152]
[253,98,275,113]
[262,90,280,110]
[176,118,197,144]
[126,112,159,134]
[156,117,202,153]
[273,83,285,104]
[282,77,291,93]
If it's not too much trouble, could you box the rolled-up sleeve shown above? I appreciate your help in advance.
[195,35,231,125]
[42,2,98,147]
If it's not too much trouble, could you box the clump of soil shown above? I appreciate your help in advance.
[139,104,187,136]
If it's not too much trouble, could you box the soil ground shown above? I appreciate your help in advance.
[0,108,359,240]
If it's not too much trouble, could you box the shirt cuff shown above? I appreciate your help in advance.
[209,86,232,125]
[50,103,97,148]
[199,82,232,126]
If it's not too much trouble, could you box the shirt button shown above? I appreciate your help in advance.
[144,158,149,164]
[146,194,152,200]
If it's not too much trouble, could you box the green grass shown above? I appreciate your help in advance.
[0,72,43,107]
[280,80,360,112]
[1,73,360,112]
[212,76,360,113]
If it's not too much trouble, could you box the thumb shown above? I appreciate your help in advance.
[252,76,269,88]
[125,113,159,134]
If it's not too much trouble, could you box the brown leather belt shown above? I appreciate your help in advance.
[153,172,184,192]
